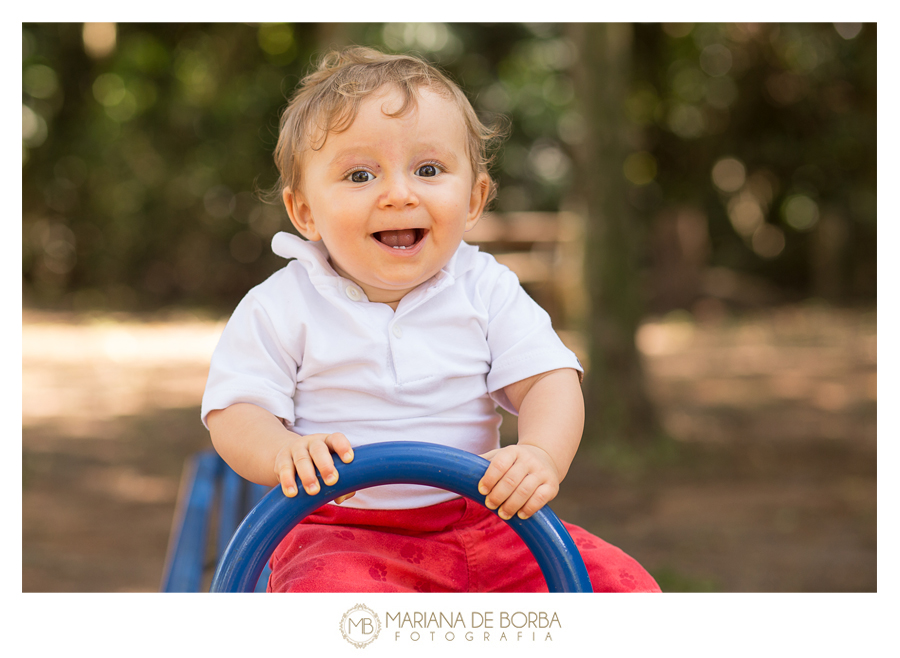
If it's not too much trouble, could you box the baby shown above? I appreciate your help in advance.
[202,46,659,593]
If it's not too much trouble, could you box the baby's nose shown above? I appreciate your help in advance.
[379,174,418,208]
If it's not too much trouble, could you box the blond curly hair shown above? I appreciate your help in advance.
[272,46,505,204]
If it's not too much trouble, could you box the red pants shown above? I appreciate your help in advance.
[267,497,660,593]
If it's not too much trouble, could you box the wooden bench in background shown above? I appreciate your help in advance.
[467,211,586,364]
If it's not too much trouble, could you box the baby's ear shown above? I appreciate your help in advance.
[283,187,321,241]
[464,173,491,231]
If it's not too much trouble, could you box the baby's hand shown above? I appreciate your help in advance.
[274,432,355,502]
[477,444,561,520]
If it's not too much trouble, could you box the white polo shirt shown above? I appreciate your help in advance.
[201,232,582,509]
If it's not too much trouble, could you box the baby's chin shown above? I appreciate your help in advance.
[329,256,447,302]
[365,273,443,300]
[368,278,429,297]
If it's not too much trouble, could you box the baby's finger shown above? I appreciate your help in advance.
[274,455,299,497]
[307,438,339,487]
[478,447,516,499]
[291,447,321,495]
[325,432,354,463]
[516,482,559,520]
[496,474,540,521]
[484,462,527,513]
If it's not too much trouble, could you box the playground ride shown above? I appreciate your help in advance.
[162,441,592,593]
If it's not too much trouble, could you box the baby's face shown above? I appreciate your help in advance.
[283,85,489,307]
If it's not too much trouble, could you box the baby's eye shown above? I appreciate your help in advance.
[349,170,373,183]
[416,164,439,177]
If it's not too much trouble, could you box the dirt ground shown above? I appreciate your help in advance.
[21,303,876,592]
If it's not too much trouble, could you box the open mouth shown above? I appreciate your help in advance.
[373,228,426,250]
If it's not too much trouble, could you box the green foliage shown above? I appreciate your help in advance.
[22,23,575,310]
[22,23,876,312]
[626,24,876,306]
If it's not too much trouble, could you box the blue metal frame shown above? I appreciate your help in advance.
[210,442,593,593]
[160,451,221,592]
[161,452,272,592]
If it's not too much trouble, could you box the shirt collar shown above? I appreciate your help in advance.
[272,232,335,279]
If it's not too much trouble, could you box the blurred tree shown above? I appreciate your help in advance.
[568,23,659,444]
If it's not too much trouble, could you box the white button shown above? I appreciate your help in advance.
[345,286,361,301]
[392,325,403,338]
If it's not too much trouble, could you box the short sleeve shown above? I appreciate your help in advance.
[483,267,583,414]
[200,292,301,429]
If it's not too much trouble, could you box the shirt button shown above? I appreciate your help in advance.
[392,325,403,339]
[345,286,361,301]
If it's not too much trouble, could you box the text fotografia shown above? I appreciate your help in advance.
[387,611,561,642]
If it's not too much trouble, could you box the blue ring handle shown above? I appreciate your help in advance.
[210,441,593,592]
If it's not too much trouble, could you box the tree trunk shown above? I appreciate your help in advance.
[568,23,659,444]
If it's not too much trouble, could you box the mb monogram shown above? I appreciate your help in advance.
[339,604,382,648]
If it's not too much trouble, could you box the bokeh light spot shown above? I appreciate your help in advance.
[782,194,820,231]
[22,105,48,148]
[624,84,660,125]
[699,44,733,77]
[711,157,746,193]
[83,23,117,59]
[257,23,294,56]
[706,76,738,109]
[728,193,764,237]
[672,67,707,104]
[528,142,570,183]
[382,23,458,54]
[662,23,694,38]
[92,73,127,107]
[23,64,59,99]
[751,224,786,259]
[623,151,658,185]
[667,104,705,138]
[833,23,863,40]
